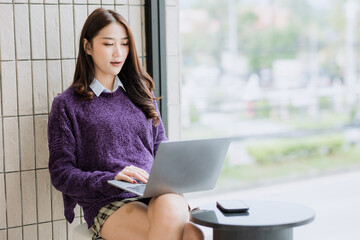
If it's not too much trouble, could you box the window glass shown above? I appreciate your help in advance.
[180,0,360,187]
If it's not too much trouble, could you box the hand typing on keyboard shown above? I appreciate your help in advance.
[114,165,149,184]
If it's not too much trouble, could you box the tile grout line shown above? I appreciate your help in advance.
[57,0,69,237]
[27,2,41,239]
[12,0,26,239]
[2,2,14,239]
[43,0,56,239]
[0,22,9,240]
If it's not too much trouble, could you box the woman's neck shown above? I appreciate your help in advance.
[96,75,115,91]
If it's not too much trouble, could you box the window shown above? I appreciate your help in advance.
[180,0,360,189]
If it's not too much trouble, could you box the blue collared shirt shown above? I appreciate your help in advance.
[89,75,125,97]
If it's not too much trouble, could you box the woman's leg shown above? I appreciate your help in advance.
[183,222,205,240]
[100,194,204,240]
[147,193,189,240]
[147,193,204,240]
[100,201,150,240]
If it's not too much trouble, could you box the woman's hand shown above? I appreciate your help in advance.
[115,165,149,184]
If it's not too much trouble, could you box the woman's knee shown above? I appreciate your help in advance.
[149,193,189,223]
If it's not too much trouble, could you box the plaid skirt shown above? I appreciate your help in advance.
[90,197,151,240]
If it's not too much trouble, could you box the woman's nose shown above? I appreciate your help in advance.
[113,44,122,57]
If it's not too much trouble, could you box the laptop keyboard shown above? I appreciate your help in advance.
[127,184,146,193]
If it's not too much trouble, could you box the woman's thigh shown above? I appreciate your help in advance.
[100,201,150,240]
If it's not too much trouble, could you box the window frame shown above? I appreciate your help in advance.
[145,0,168,133]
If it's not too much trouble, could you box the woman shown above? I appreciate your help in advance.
[48,8,204,240]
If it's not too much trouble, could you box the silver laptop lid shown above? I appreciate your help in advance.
[142,138,231,198]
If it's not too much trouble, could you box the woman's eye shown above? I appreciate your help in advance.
[121,42,129,46]
[104,43,113,46]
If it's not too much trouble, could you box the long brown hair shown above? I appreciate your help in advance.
[72,8,160,125]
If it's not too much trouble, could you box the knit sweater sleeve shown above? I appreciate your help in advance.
[48,97,118,199]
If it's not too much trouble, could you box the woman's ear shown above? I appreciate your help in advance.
[83,38,92,55]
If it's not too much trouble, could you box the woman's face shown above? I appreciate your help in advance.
[85,22,129,82]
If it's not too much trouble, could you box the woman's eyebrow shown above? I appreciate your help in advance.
[101,37,129,40]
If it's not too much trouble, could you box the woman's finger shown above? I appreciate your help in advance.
[133,172,148,183]
[115,172,136,183]
[116,165,150,184]
[137,170,149,180]
[131,166,149,179]
[124,166,149,180]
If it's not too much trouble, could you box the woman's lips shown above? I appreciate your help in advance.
[111,61,121,67]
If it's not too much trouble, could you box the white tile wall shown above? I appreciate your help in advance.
[60,5,75,59]
[62,59,76,91]
[88,0,101,4]
[1,61,18,116]
[102,4,115,11]
[45,0,58,3]
[0,2,158,240]
[32,61,48,114]
[19,116,35,171]
[17,61,33,115]
[129,6,142,57]
[35,116,49,169]
[0,230,6,240]
[74,0,87,4]
[24,225,38,240]
[74,5,88,57]
[142,57,147,72]
[0,120,3,173]
[130,0,141,5]
[88,4,102,15]
[36,169,52,222]
[59,0,72,4]
[47,60,62,112]
[21,171,37,225]
[14,4,31,60]
[115,0,128,4]
[45,5,61,59]
[102,0,114,5]
[0,174,6,229]
[39,222,53,240]
[67,217,80,240]
[141,6,146,57]
[5,172,21,227]
[0,5,15,61]
[7,227,22,240]
[4,118,20,172]
[116,5,129,21]
[74,204,81,218]
[0,87,2,120]
[52,186,65,220]
[30,5,46,59]
[53,220,67,240]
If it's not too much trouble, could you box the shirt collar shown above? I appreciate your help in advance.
[89,75,125,97]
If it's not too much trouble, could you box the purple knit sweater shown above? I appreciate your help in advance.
[48,87,167,228]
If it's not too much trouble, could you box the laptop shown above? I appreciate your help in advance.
[107,138,231,198]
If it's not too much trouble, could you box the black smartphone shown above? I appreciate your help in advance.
[216,200,249,213]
